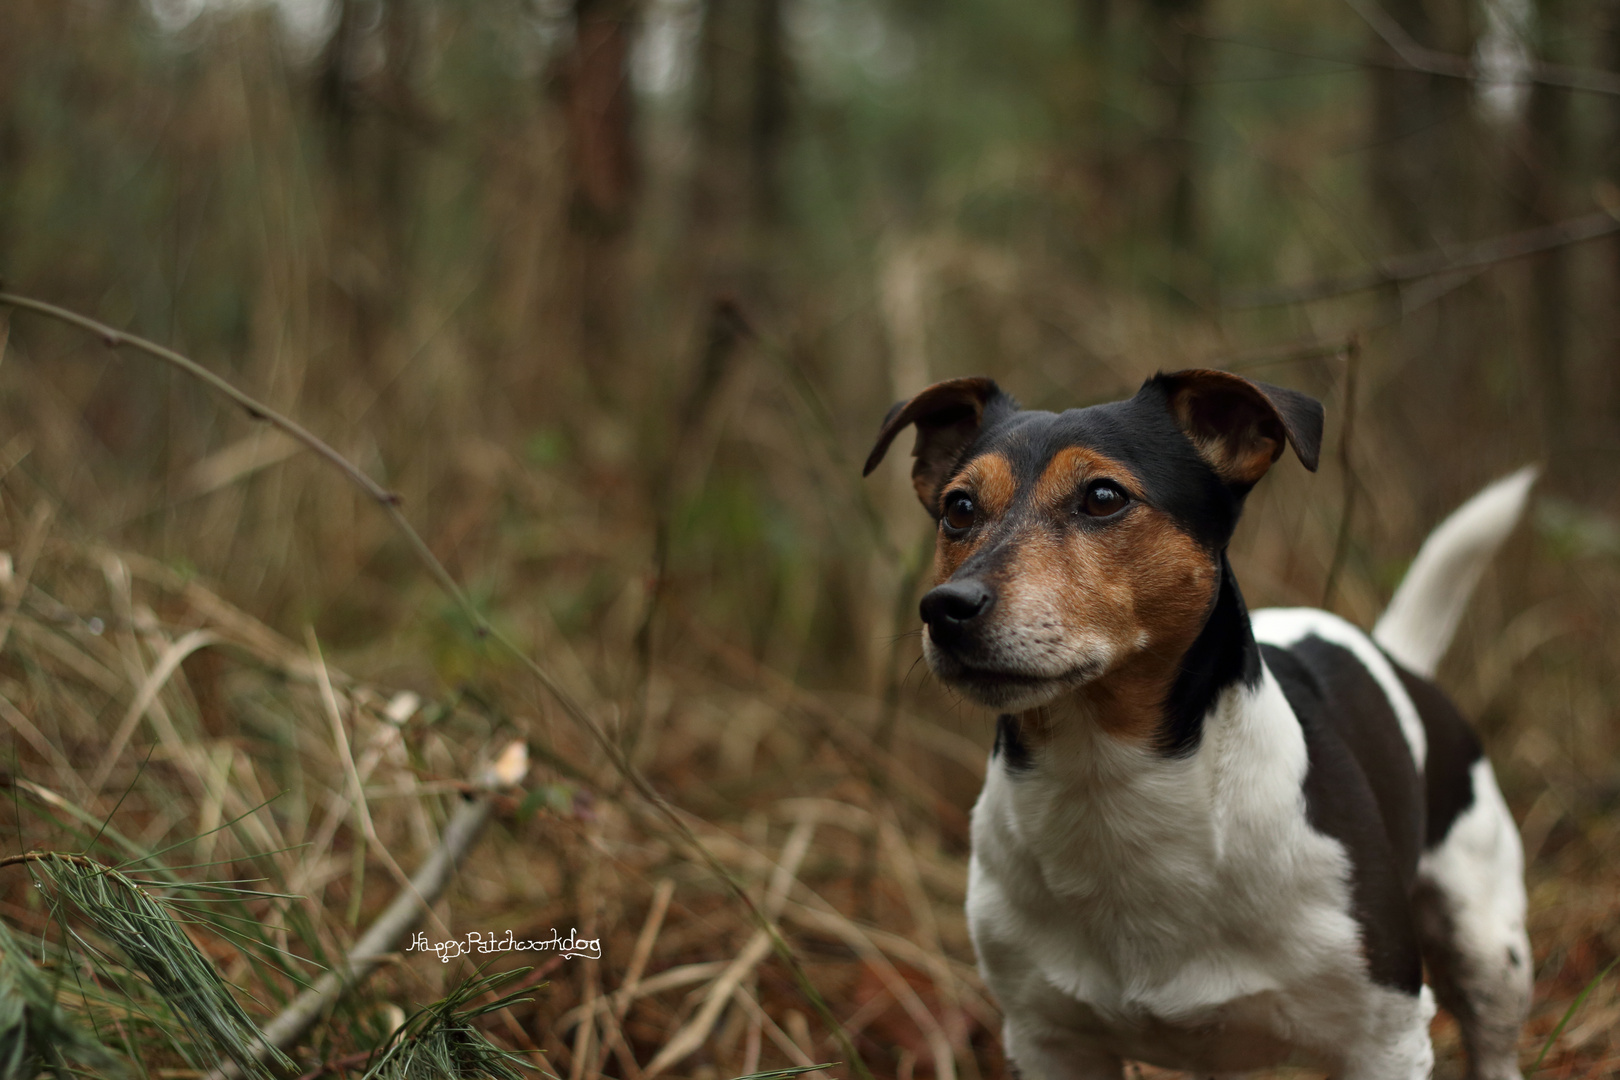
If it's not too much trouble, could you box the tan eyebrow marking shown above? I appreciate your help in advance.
[933,453,1017,581]
[1032,446,1143,510]
[948,452,1017,519]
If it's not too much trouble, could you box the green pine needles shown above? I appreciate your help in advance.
[0,919,127,1080]
[1,851,293,1079]
[360,969,535,1080]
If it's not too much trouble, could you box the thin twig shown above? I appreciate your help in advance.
[0,850,100,871]
[1193,13,1620,98]
[617,878,675,1023]
[1343,0,1620,98]
[1322,335,1361,609]
[0,290,873,1080]
[1223,209,1620,308]
[0,293,402,511]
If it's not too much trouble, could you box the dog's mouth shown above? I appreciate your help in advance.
[925,650,1103,710]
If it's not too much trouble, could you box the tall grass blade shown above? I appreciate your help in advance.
[1532,955,1620,1069]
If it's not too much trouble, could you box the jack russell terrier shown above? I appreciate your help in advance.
[863,370,1533,1079]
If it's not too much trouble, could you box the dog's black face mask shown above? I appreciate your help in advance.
[864,371,1323,716]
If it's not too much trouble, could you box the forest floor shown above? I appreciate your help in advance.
[1,459,1616,1080]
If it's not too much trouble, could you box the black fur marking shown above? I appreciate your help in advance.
[1157,552,1260,757]
[1292,636,1425,879]
[1387,655,1483,849]
[966,385,1245,552]
[1262,640,1424,994]
[993,714,1035,775]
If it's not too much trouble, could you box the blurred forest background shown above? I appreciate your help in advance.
[1,0,1619,1076]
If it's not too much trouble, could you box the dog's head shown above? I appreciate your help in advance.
[864,371,1322,713]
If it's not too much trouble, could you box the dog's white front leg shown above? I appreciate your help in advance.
[1333,986,1436,1080]
[1002,1022,1123,1080]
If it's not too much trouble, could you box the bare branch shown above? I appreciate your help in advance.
[1197,7,1620,98]
[0,293,403,510]
[1224,210,1620,308]
[1345,0,1620,95]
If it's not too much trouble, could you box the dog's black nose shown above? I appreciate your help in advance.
[920,580,993,628]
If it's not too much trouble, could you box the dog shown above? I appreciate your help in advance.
[863,370,1533,1079]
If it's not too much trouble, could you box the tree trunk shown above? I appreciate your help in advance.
[1144,0,1208,251]
[561,0,640,392]
[1604,0,1620,435]
[565,0,639,232]
[690,0,788,296]
[1517,0,1572,471]
[316,0,423,371]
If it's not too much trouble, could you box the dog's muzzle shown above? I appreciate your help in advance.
[919,578,1105,709]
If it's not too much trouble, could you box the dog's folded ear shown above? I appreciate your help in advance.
[863,377,1012,514]
[1151,369,1323,489]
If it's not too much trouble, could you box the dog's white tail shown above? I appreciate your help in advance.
[1372,466,1538,678]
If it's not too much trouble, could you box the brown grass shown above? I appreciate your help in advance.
[2,297,1617,1077]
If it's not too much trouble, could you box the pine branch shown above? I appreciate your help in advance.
[2,851,295,1078]
[0,919,128,1080]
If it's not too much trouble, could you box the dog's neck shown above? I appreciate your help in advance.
[995,551,1261,770]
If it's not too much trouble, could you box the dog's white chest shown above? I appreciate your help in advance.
[965,673,1375,1069]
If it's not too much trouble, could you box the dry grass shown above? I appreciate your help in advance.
[0,297,1617,1078]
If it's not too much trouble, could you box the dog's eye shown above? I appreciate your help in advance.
[1081,481,1129,518]
[942,493,976,533]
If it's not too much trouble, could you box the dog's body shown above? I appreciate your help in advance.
[864,372,1532,1079]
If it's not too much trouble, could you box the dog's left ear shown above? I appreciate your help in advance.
[1151,369,1323,488]
[863,377,1011,514]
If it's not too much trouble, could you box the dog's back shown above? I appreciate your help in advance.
[1253,468,1539,1080]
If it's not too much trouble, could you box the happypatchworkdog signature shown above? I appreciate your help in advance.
[407,929,602,963]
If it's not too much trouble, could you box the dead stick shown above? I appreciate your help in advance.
[209,793,492,1078]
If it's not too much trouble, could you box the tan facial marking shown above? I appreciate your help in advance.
[1078,514,1217,742]
[933,452,1016,580]
[991,447,1217,743]
[1031,446,1141,510]
[961,452,1017,518]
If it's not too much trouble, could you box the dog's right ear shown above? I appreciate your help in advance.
[863,377,1011,514]
[1150,368,1323,490]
